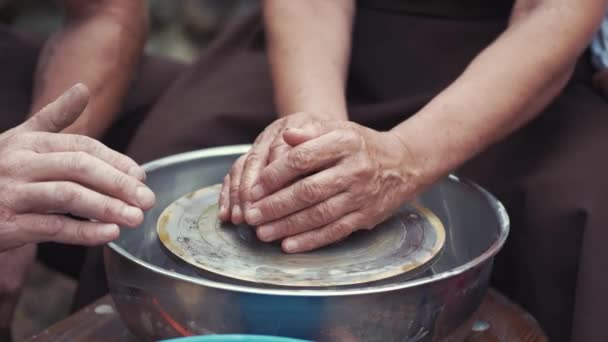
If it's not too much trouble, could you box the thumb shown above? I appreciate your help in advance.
[17,83,90,133]
[283,124,331,147]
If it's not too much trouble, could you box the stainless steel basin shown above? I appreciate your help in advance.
[104,145,509,341]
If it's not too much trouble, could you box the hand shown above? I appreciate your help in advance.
[242,121,427,253]
[218,112,339,224]
[0,244,36,338]
[0,84,155,252]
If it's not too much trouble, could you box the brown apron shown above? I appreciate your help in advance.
[57,2,608,341]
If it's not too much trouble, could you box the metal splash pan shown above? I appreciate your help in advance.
[157,184,445,287]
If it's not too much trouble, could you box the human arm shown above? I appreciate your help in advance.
[218,0,355,223]
[29,0,148,138]
[241,0,607,252]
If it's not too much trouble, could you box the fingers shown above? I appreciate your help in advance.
[16,83,89,134]
[12,182,144,228]
[218,174,231,220]
[282,126,324,147]
[281,212,363,253]
[268,136,291,164]
[256,192,355,242]
[25,133,146,181]
[14,214,120,246]
[244,167,349,226]
[23,152,155,209]
[228,156,246,224]
[249,129,359,203]
[239,139,271,208]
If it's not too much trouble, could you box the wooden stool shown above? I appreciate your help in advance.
[26,288,547,341]
[461,289,547,342]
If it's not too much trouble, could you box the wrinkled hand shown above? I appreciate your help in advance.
[241,121,426,253]
[0,84,155,252]
[218,112,336,224]
[0,244,36,338]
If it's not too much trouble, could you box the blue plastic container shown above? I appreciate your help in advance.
[160,335,312,342]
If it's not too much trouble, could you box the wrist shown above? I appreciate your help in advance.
[279,105,348,120]
[389,119,466,186]
[275,92,348,120]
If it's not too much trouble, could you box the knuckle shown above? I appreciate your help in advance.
[246,150,262,164]
[338,128,361,146]
[258,168,276,188]
[56,184,81,206]
[229,180,240,196]
[101,198,120,220]
[295,180,322,205]
[112,173,132,192]
[74,222,91,244]
[44,215,65,237]
[332,221,352,236]
[68,152,90,173]
[27,132,52,151]
[287,148,314,171]
[262,198,283,219]
[0,152,24,176]
[311,202,334,225]
[354,160,374,178]
[72,134,96,150]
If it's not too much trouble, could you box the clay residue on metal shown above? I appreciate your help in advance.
[157,183,446,287]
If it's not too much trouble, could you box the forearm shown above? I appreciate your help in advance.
[31,0,148,138]
[263,0,354,119]
[392,1,606,183]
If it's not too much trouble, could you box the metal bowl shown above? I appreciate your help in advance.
[104,145,509,341]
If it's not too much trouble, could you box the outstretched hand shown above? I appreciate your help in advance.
[0,84,155,252]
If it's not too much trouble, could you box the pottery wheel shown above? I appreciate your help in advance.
[157,184,446,287]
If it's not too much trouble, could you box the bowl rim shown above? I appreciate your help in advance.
[107,145,510,297]
[160,334,311,342]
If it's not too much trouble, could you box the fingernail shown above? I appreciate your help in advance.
[122,206,143,225]
[232,206,242,223]
[128,167,146,181]
[245,208,262,225]
[283,239,299,252]
[251,184,265,201]
[257,225,275,241]
[218,205,227,220]
[135,186,155,208]
[99,224,119,239]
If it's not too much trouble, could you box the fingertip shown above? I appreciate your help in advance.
[66,83,91,109]
[218,205,229,221]
[256,225,275,242]
[71,82,90,95]
[122,206,144,227]
[99,224,120,241]
[135,186,156,210]
[231,206,243,224]
[282,238,300,253]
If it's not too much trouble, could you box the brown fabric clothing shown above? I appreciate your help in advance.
[109,8,607,342]
[356,0,514,19]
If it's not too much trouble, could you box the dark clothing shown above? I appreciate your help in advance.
[123,6,607,341]
[3,2,608,341]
